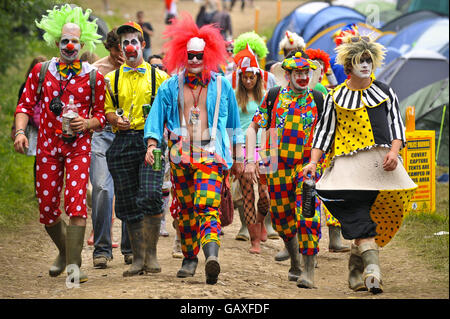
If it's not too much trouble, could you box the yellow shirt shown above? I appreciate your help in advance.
[104,61,170,131]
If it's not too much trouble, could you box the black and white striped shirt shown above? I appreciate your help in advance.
[312,80,406,154]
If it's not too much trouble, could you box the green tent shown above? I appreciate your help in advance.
[400,78,449,166]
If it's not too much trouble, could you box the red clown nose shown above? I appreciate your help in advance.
[66,43,75,51]
[125,45,135,53]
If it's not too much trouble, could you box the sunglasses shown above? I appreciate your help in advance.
[350,36,370,43]
[187,52,204,60]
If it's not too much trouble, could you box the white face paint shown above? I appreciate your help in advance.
[352,56,373,79]
[121,33,143,64]
[59,34,81,63]
[289,68,310,91]
[186,51,204,74]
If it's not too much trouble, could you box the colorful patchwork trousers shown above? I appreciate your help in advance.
[169,139,224,259]
[265,162,322,256]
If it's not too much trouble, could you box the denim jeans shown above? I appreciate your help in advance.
[90,128,131,258]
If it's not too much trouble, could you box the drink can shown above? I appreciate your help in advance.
[142,104,151,119]
[152,148,162,171]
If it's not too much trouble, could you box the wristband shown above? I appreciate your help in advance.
[310,161,317,165]
[15,130,25,137]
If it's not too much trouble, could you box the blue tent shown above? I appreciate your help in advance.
[380,17,449,67]
[266,1,329,62]
[267,4,367,62]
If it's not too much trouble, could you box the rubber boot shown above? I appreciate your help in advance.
[176,257,199,277]
[284,237,302,281]
[203,242,220,285]
[348,244,367,292]
[359,242,383,294]
[235,203,249,241]
[143,215,161,273]
[297,255,316,289]
[45,220,67,277]
[247,223,261,254]
[274,248,290,262]
[123,220,145,277]
[265,214,279,239]
[328,225,350,252]
[66,225,88,284]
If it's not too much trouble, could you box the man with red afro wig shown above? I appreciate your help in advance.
[144,13,244,285]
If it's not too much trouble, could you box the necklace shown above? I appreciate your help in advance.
[188,85,203,125]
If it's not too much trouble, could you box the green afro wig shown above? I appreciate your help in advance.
[233,31,268,59]
[35,4,102,51]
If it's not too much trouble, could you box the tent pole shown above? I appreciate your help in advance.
[436,104,447,166]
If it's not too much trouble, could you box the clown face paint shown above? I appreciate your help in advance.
[290,68,310,92]
[121,33,143,64]
[352,56,373,79]
[187,51,204,74]
[59,34,81,63]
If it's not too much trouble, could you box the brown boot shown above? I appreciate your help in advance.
[247,223,261,254]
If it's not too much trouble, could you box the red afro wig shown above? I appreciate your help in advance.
[305,48,330,73]
[162,12,228,79]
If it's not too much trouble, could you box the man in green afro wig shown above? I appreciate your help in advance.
[14,4,107,286]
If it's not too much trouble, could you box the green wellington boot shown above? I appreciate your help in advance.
[274,248,290,262]
[45,220,67,277]
[235,204,249,241]
[359,242,383,294]
[284,237,302,281]
[123,220,146,277]
[328,225,350,252]
[203,242,220,285]
[348,244,368,292]
[143,215,161,273]
[66,225,88,284]
[297,255,316,289]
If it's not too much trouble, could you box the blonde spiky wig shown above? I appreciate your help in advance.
[35,4,102,51]
[335,33,386,75]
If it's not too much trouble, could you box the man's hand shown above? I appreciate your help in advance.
[231,162,244,176]
[70,116,89,133]
[383,150,398,171]
[14,133,28,154]
[116,116,131,131]
[145,145,157,166]
[244,162,259,184]
[302,162,317,180]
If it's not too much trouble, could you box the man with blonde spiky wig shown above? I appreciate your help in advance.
[303,33,417,294]
[14,4,106,284]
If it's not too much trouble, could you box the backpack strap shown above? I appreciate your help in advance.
[266,86,281,130]
[89,69,96,115]
[311,89,324,120]
[150,66,156,106]
[36,61,51,96]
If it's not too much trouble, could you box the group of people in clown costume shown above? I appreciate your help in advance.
[13,4,416,294]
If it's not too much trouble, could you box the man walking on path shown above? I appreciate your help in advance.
[89,28,133,269]
[14,4,106,284]
[104,22,169,277]
[144,13,244,285]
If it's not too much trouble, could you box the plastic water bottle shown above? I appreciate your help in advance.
[62,97,78,143]
[302,178,316,218]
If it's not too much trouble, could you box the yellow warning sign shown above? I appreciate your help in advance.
[401,130,436,214]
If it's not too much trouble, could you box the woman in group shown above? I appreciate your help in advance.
[232,44,270,254]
